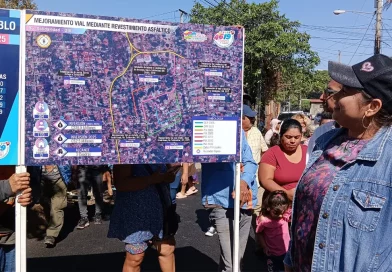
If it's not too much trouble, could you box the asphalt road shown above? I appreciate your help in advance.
[26,184,267,272]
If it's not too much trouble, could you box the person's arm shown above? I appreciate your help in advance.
[257,232,270,256]
[113,165,175,192]
[0,179,13,202]
[259,163,295,200]
[259,163,286,192]
[103,171,113,196]
[240,135,258,188]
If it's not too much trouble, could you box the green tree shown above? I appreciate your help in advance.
[0,0,37,9]
[278,69,330,110]
[190,0,320,107]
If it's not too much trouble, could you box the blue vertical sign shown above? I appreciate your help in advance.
[0,9,20,165]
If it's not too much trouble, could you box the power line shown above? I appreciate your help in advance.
[140,10,178,20]
[325,0,370,50]
[212,0,239,20]
[348,14,375,64]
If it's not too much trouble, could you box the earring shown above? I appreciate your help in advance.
[362,115,370,129]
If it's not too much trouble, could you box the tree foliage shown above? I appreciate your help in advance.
[190,0,326,108]
[0,0,37,9]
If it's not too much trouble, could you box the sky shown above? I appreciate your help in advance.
[34,0,392,70]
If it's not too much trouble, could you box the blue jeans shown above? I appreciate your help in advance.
[0,245,15,272]
[210,208,252,272]
[77,166,104,218]
[169,171,181,205]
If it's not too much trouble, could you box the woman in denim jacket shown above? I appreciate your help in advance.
[285,54,392,272]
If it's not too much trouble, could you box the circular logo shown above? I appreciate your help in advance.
[35,138,48,149]
[35,120,48,131]
[35,101,48,113]
[213,30,235,48]
[36,34,52,49]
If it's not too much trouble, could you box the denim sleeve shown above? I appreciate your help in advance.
[283,240,293,267]
[240,131,257,187]
[58,165,71,185]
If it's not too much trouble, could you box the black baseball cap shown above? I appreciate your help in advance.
[328,54,392,113]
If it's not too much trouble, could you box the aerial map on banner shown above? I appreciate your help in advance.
[24,11,243,165]
[0,9,20,165]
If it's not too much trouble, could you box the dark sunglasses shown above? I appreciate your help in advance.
[324,88,339,95]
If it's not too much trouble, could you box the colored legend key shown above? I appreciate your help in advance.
[192,116,237,156]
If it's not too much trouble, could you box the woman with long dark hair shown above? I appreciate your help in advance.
[259,119,307,201]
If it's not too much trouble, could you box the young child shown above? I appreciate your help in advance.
[256,190,290,272]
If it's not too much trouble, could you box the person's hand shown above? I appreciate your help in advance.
[232,180,251,207]
[262,246,271,256]
[17,187,32,207]
[9,173,30,194]
[240,163,244,173]
[239,180,251,206]
[285,188,296,202]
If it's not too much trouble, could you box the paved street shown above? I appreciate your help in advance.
[26,184,266,272]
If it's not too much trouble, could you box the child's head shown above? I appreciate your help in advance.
[261,190,289,219]
[269,132,280,147]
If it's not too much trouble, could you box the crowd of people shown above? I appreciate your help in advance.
[2,53,392,272]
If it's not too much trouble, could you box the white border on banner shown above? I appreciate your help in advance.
[233,26,245,272]
[15,9,27,272]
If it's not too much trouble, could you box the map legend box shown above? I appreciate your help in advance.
[192,117,237,156]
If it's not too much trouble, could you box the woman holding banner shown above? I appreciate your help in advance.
[108,164,178,272]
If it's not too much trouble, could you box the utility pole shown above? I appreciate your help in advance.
[338,50,341,62]
[179,9,188,23]
[375,0,383,54]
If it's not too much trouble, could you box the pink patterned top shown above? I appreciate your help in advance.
[292,134,370,271]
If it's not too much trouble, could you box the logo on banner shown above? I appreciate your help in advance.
[36,34,52,49]
[213,31,235,48]
[0,141,10,160]
[183,30,207,42]
[33,138,49,159]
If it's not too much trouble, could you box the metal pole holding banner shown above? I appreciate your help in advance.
[15,167,27,272]
[233,163,241,272]
[16,9,27,272]
[232,26,245,272]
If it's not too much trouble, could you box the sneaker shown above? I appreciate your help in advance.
[93,214,102,225]
[44,236,56,247]
[205,226,217,237]
[76,217,90,229]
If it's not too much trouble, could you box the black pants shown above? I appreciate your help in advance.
[266,254,285,272]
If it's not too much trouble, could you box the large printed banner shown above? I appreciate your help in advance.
[0,9,20,165]
[2,9,244,165]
